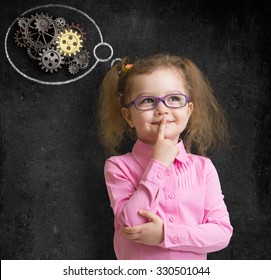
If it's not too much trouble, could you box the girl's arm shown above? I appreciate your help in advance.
[105,116,178,227]
[105,157,170,227]
[123,210,164,245]
[124,160,233,254]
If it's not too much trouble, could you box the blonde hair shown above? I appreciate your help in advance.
[98,53,229,155]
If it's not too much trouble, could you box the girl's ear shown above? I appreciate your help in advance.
[188,102,193,118]
[121,107,135,128]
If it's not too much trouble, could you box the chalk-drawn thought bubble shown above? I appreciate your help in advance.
[5,4,117,85]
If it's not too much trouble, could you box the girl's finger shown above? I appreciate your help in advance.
[138,210,157,222]
[156,116,166,141]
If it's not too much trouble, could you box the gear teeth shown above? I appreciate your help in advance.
[14,12,88,75]
[55,17,67,30]
[21,12,59,50]
[38,47,64,73]
[56,29,83,57]
[14,29,27,48]
[68,63,80,75]
[80,62,89,70]
[27,47,41,60]
[67,22,87,41]
[74,49,90,66]
[34,13,53,33]
[18,17,28,29]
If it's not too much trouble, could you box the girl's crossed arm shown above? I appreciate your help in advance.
[105,117,178,228]
[123,161,233,254]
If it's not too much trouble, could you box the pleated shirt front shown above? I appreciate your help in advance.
[104,140,233,260]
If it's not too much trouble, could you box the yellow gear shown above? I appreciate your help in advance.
[56,29,83,56]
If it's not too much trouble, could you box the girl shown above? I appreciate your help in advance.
[98,53,233,260]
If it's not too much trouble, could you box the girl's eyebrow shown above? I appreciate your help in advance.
[135,90,184,97]
[137,92,153,97]
[132,92,154,98]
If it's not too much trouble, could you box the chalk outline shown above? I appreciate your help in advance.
[93,42,113,62]
[110,57,122,68]
[4,4,114,85]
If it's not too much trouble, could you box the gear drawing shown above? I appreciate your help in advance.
[74,50,90,66]
[55,17,67,31]
[22,13,59,50]
[9,5,116,82]
[67,22,87,41]
[18,17,28,29]
[56,29,83,57]
[13,10,101,76]
[27,46,41,60]
[38,47,64,73]
[68,63,80,75]
[34,13,53,33]
[80,62,89,70]
[14,29,28,48]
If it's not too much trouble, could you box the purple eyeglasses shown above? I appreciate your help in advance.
[126,92,190,111]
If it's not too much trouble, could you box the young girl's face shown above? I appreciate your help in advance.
[122,67,193,145]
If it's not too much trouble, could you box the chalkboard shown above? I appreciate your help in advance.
[0,0,270,259]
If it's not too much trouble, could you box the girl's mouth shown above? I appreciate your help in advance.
[151,120,173,125]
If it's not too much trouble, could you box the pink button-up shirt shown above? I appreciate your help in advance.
[104,140,233,260]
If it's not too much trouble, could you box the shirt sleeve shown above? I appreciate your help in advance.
[105,158,170,227]
[159,159,233,254]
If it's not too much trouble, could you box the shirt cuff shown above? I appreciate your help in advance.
[140,159,172,189]
[159,221,188,248]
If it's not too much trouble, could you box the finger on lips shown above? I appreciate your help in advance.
[157,116,166,141]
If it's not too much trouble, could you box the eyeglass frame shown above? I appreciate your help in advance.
[125,92,191,111]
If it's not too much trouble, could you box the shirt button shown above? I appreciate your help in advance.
[168,193,175,199]
[169,216,175,222]
[157,172,164,179]
[172,237,179,244]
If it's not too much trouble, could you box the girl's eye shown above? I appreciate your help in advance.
[168,95,181,101]
[139,97,155,104]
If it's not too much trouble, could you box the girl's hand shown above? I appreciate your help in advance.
[123,210,164,246]
[151,116,179,167]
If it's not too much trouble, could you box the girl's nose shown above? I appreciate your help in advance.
[155,101,169,115]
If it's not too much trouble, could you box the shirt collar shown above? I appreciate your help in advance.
[131,139,189,169]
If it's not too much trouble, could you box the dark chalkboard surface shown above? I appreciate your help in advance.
[0,0,270,259]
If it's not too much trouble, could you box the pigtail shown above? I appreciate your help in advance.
[98,61,128,155]
[181,58,229,155]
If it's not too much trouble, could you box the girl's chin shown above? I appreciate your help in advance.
[138,135,179,145]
